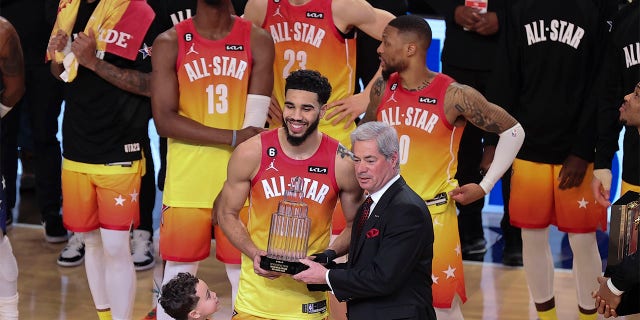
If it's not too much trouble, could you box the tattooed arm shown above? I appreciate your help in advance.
[71,29,150,97]
[0,17,25,110]
[444,82,517,132]
[360,76,386,124]
[446,82,524,204]
[330,144,364,256]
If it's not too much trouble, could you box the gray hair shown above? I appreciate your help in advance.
[351,121,400,171]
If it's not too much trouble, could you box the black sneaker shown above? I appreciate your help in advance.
[461,238,487,261]
[43,214,68,243]
[502,250,523,266]
[57,233,85,267]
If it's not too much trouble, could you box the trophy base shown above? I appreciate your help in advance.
[260,256,308,275]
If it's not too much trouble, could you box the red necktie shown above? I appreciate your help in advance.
[357,196,373,232]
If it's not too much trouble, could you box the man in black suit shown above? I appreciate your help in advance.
[294,121,436,320]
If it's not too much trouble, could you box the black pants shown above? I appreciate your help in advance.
[24,63,64,219]
[442,63,520,246]
[138,132,156,234]
[1,98,20,211]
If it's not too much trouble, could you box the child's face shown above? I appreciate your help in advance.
[192,280,219,319]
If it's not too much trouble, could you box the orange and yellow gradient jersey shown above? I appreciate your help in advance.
[263,0,357,146]
[235,129,340,319]
[376,73,463,213]
[164,17,253,208]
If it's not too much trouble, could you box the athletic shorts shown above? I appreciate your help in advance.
[431,200,467,308]
[160,206,212,262]
[215,206,248,264]
[331,200,346,236]
[232,309,328,320]
[621,180,640,195]
[0,175,6,234]
[61,165,142,232]
[509,159,607,233]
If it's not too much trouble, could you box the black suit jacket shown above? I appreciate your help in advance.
[328,177,436,320]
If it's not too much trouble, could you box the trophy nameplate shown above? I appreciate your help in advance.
[608,191,640,266]
[260,177,311,275]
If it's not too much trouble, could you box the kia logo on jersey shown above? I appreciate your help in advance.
[306,11,324,19]
[225,44,244,51]
[419,97,437,104]
[308,166,328,174]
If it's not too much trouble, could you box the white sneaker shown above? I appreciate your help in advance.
[131,230,155,271]
[57,233,85,267]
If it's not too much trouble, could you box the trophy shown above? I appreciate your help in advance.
[260,176,311,275]
[608,191,640,266]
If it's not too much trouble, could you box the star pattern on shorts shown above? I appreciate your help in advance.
[577,197,588,209]
[431,274,439,285]
[130,189,139,202]
[433,216,443,228]
[443,265,457,279]
[114,194,126,206]
[454,243,461,256]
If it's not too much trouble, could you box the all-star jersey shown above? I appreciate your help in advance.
[164,17,252,208]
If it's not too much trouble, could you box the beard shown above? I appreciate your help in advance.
[283,115,321,146]
[382,67,394,81]
[381,59,407,81]
[204,0,223,6]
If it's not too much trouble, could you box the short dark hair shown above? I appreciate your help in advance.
[285,69,332,105]
[159,273,200,320]
[388,15,432,50]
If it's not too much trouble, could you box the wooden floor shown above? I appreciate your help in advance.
[6,225,637,320]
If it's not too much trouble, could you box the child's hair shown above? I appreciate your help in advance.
[159,273,200,320]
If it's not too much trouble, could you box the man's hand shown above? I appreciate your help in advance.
[71,29,98,71]
[592,169,613,207]
[449,183,486,205]
[47,30,69,60]
[558,154,588,190]
[252,250,281,280]
[473,11,499,36]
[324,92,368,129]
[454,5,481,30]
[267,96,283,128]
[292,258,328,284]
[592,276,621,318]
[236,126,267,145]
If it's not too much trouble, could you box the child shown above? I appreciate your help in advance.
[159,273,219,320]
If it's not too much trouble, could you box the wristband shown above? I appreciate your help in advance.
[312,249,337,264]
[231,130,237,147]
